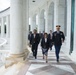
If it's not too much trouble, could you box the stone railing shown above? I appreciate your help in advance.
[0,38,7,47]
[0,50,9,67]
[0,38,9,67]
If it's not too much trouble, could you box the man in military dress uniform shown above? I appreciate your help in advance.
[52,25,65,62]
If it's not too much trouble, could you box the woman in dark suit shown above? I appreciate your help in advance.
[41,33,50,63]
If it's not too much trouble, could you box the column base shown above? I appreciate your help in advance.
[70,50,76,63]
[5,49,29,68]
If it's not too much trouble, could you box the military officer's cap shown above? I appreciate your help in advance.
[56,25,61,27]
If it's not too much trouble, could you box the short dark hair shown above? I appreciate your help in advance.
[44,33,47,36]
[50,30,52,32]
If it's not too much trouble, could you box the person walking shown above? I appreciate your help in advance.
[52,25,65,62]
[41,33,50,63]
[48,30,53,50]
[31,29,40,59]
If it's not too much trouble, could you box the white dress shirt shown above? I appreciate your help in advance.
[45,38,47,43]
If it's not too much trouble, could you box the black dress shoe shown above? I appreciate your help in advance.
[33,53,35,56]
[46,61,48,63]
[50,48,52,50]
[35,56,37,59]
[57,59,59,63]
[43,56,44,59]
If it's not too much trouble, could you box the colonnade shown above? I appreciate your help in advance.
[0,0,76,66]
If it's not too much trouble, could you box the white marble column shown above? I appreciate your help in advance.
[54,0,66,34]
[30,16,36,31]
[45,10,49,33]
[38,15,45,32]
[38,13,40,32]
[58,0,66,33]
[5,0,29,67]
[23,0,29,56]
[48,13,53,32]
[65,0,71,51]
[47,3,54,33]
[6,15,10,38]
[45,3,49,33]
[1,17,4,37]
[10,0,24,55]
[54,0,59,31]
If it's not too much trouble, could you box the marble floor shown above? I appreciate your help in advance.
[25,46,76,75]
[0,45,76,75]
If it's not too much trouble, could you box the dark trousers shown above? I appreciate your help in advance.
[55,45,61,61]
[49,39,53,50]
[50,43,52,50]
[32,43,38,58]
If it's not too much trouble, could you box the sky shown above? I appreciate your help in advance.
[0,0,10,11]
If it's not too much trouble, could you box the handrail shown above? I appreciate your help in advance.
[0,38,7,47]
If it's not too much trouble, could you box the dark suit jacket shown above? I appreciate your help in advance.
[28,34,32,40]
[41,38,50,49]
[31,33,40,45]
[52,31,65,46]
[48,33,53,43]
[28,34,32,44]
[39,33,43,39]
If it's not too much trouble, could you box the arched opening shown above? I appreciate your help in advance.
[4,17,7,36]
[4,25,6,34]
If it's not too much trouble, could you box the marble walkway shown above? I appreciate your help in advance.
[0,45,76,75]
[25,46,76,75]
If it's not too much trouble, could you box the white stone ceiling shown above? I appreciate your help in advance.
[29,0,47,13]
[0,0,47,17]
[0,0,10,11]
[0,0,47,12]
